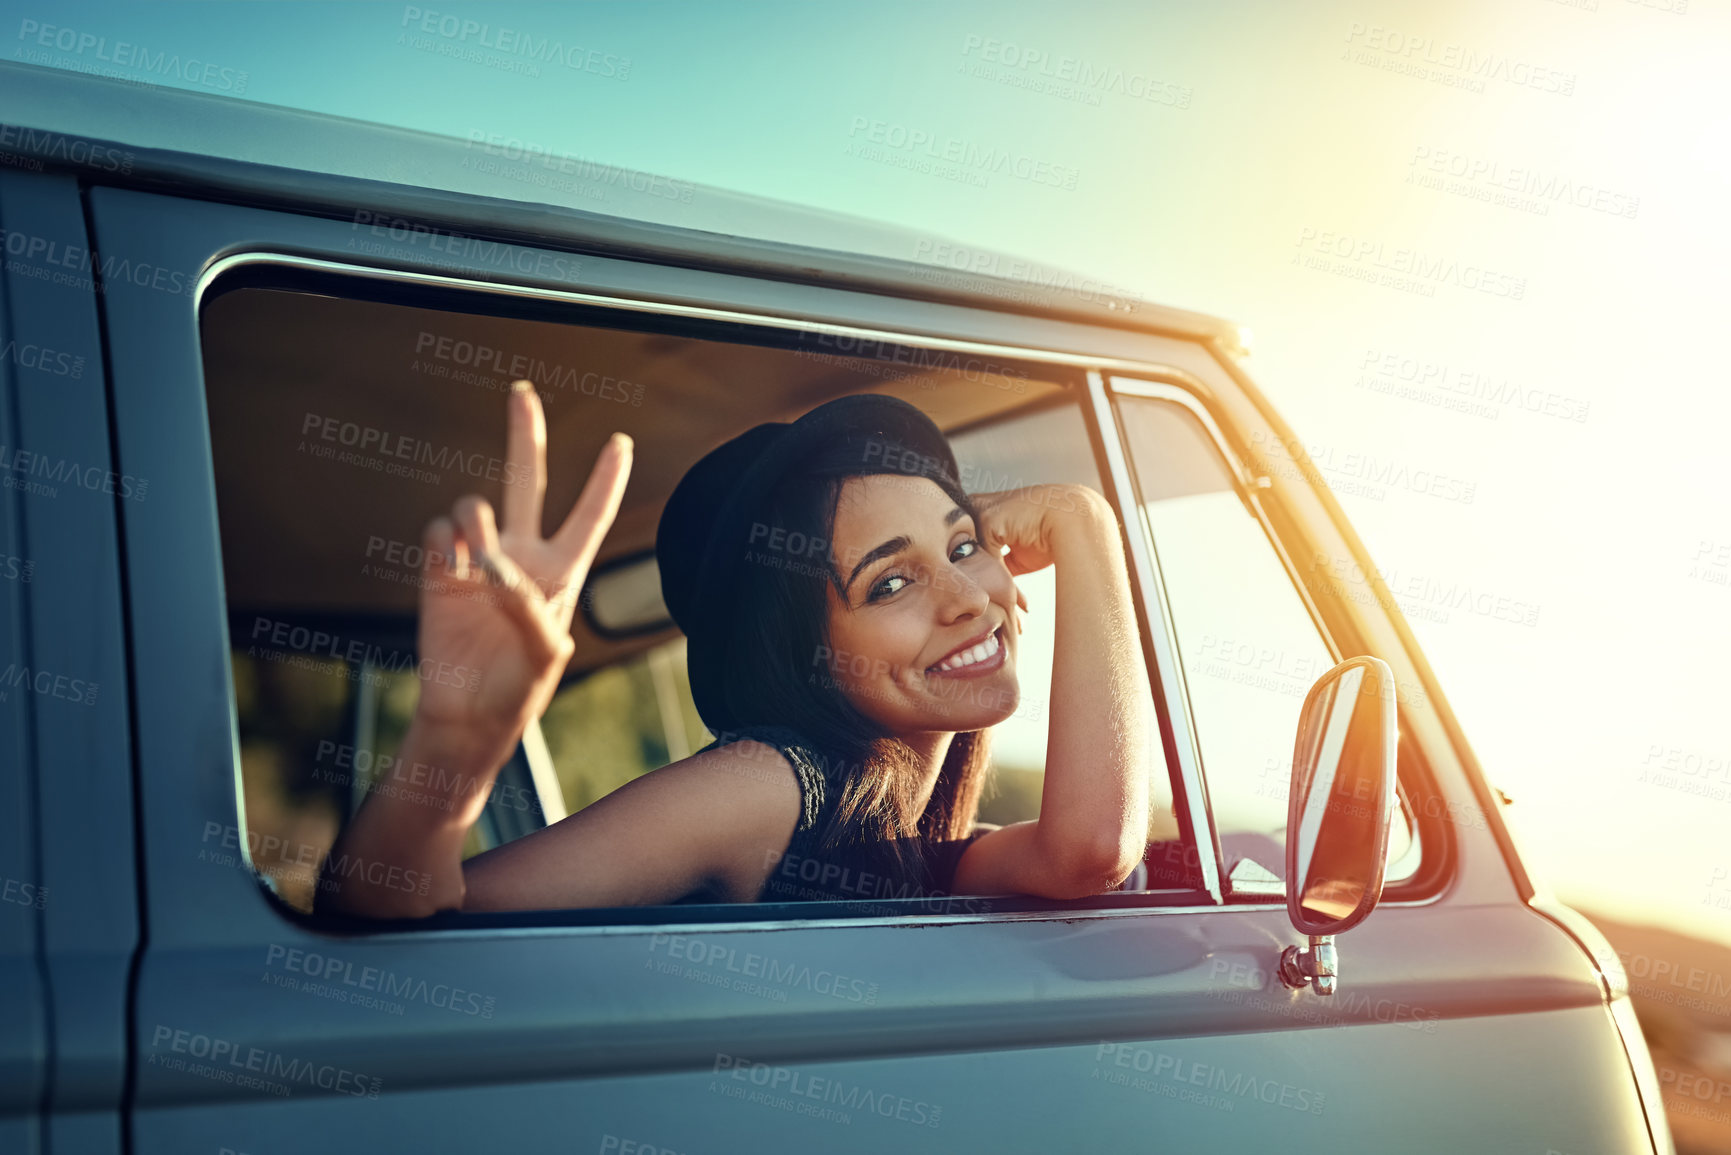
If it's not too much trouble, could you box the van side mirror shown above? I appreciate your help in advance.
[1278,656,1398,996]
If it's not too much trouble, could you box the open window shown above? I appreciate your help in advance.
[202,270,1194,921]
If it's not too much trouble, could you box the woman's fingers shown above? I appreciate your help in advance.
[975,488,1060,576]
[469,552,569,668]
[551,432,633,569]
[454,494,504,561]
[501,380,547,538]
[453,495,568,665]
[423,514,468,583]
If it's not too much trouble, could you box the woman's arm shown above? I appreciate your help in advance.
[459,738,803,910]
[323,724,805,915]
[317,713,511,918]
[317,380,634,918]
[953,486,1153,899]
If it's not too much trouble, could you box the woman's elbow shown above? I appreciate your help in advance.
[1040,830,1146,899]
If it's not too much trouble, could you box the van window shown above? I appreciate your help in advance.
[206,276,1190,916]
[1112,390,1416,891]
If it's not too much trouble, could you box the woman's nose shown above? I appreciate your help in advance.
[935,561,991,621]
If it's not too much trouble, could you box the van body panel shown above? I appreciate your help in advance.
[1531,897,1677,1154]
[131,1005,1648,1154]
[0,169,137,1154]
[0,179,49,1155]
[129,902,1608,1105]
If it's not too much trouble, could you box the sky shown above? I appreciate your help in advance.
[7,0,1728,943]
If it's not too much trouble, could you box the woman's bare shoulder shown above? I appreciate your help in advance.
[654,738,805,898]
[654,737,805,825]
[462,735,805,911]
[675,737,803,782]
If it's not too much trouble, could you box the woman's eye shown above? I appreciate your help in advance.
[867,540,979,602]
[869,573,909,602]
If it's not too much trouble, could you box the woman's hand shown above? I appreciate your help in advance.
[969,483,1110,575]
[412,380,632,764]
[321,381,632,917]
[969,484,1112,630]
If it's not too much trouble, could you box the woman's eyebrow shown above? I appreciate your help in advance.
[844,506,969,594]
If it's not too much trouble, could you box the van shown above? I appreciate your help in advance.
[0,61,1671,1154]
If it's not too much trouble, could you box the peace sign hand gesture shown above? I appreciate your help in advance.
[411,379,632,763]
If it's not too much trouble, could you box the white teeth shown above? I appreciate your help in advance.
[933,629,1000,673]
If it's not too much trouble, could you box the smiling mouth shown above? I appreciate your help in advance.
[925,625,1006,677]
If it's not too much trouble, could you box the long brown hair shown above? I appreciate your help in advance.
[712,422,994,895]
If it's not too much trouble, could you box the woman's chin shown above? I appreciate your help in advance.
[981,686,1022,728]
[920,671,1019,729]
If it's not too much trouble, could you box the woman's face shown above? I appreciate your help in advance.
[821,474,1021,735]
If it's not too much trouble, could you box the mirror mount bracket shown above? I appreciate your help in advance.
[1279,935,1337,996]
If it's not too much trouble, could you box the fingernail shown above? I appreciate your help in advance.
[611,432,634,454]
[512,379,534,394]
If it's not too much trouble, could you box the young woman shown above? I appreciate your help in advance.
[319,382,1153,918]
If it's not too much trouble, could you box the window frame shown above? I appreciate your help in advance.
[1102,373,1444,905]
[200,250,1441,934]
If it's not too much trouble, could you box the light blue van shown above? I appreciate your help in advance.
[0,60,1670,1154]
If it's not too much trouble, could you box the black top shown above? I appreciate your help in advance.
[691,724,985,906]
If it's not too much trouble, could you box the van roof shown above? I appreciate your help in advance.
[0,61,1244,353]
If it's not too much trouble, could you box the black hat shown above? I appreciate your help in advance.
[656,392,959,730]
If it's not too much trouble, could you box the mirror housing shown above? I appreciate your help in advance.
[1279,656,1398,994]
